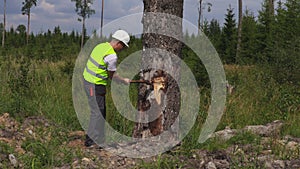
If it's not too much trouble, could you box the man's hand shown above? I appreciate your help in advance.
[109,71,131,85]
[123,78,131,85]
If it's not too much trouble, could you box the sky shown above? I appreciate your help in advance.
[0,0,269,36]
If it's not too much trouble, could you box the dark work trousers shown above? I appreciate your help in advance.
[83,79,106,144]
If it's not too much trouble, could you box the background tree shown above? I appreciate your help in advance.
[198,0,212,30]
[71,0,95,48]
[100,0,104,37]
[257,0,276,62]
[269,0,275,16]
[16,25,27,47]
[133,0,184,139]
[269,0,300,84]
[220,5,237,64]
[236,0,243,63]
[16,25,26,35]
[203,19,222,55]
[0,24,81,59]
[240,9,258,64]
[21,0,37,45]
[2,0,6,47]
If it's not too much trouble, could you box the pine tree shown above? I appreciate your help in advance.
[257,0,275,62]
[270,0,300,84]
[206,19,222,53]
[220,5,237,64]
[240,9,258,64]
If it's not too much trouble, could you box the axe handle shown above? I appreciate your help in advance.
[130,80,152,85]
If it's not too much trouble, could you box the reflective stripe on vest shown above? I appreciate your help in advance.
[85,66,108,80]
[89,57,108,71]
[83,42,116,85]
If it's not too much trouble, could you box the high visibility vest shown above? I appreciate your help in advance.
[83,42,116,85]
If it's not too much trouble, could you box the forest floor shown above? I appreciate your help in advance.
[1,113,300,168]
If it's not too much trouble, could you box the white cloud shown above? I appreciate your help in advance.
[39,0,55,12]
[184,0,267,27]
[1,0,271,34]
[129,5,143,13]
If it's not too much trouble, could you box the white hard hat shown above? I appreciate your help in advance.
[112,30,130,47]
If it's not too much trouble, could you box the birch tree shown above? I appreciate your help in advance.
[236,0,243,63]
[22,0,37,45]
[2,0,6,47]
[71,0,95,48]
[198,0,212,30]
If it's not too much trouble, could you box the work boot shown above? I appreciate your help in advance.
[84,135,96,147]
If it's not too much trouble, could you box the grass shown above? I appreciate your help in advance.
[0,141,15,167]
[137,154,184,169]
[0,56,80,129]
[219,65,299,133]
[0,57,299,168]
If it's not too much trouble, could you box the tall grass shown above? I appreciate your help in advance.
[0,56,84,167]
[0,56,80,130]
[219,65,300,137]
[180,64,300,153]
[1,57,299,136]
[0,56,299,167]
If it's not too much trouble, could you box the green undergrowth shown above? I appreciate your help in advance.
[137,155,183,169]
[0,56,80,130]
[0,56,299,168]
[219,65,300,136]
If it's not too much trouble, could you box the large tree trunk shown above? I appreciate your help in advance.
[2,0,6,47]
[236,0,243,63]
[132,0,183,139]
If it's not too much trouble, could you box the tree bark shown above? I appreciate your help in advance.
[236,0,243,63]
[133,0,183,139]
[2,0,6,47]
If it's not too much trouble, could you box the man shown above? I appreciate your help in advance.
[83,30,131,147]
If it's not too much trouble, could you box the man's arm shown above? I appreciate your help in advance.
[108,71,131,85]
